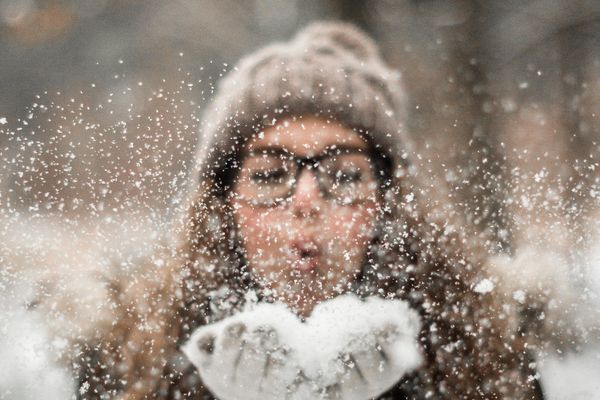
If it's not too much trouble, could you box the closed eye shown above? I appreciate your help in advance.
[334,170,362,184]
[251,169,287,183]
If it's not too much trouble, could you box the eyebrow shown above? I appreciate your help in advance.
[244,144,368,157]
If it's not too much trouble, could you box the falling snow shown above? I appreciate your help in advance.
[1,3,600,400]
[473,278,495,294]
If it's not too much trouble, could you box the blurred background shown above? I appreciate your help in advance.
[2,0,600,242]
[1,1,600,398]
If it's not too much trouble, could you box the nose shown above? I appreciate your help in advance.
[290,169,323,218]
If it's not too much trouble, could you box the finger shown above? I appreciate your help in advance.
[250,325,297,394]
[217,322,248,383]
[334,352,368,400]
[347,353,367,384]
[260,342,288,382]
[376,323,400,343]
[322,382,342,399]
[258,342,297,397]
[374,339,389,365]
[337,342,404,400]
[193,333,216,368]
[286,369,313,400]
[222,322,247,348]
[197,333,216,355]
[230,325,276,392]
[255,325,279,351]
[338,351,369,383]
[348,343,395,395]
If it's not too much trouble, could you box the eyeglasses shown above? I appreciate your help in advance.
[231,146,380,207]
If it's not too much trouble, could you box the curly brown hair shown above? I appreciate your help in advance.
[75,146,541,399]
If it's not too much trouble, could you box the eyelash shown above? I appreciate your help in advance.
[251,169,286,182]
[333,170,362,183]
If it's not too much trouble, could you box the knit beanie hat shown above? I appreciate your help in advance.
[194,21,413,187]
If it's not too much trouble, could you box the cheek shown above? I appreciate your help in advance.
[232,205,289,263]
[320,203,379,256]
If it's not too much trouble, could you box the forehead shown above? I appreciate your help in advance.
[245,116,368,156]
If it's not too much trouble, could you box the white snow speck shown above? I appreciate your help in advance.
[512,289,526,303]
[474,278,495,294]
[79,381,90,395]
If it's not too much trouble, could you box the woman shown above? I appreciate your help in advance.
[77,22,544,399]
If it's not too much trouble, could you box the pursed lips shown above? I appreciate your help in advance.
[290,237,321,272]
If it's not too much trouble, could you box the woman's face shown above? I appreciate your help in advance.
[230,116,382,317]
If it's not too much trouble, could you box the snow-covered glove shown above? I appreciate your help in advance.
[182,294,422,400]
[182,302,305,399]
[322,325,412,399]
[304,295,423,400]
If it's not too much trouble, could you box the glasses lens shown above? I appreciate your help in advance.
[320,152,378,205]
[234,153,295,205]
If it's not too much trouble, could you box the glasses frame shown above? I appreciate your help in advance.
[231,145,380,207]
